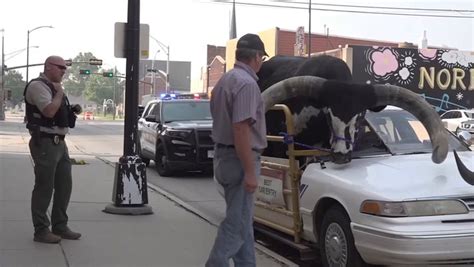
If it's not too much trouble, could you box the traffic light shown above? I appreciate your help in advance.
[103,72,114,78]
[79,69,91,75]
[89,58,103,66]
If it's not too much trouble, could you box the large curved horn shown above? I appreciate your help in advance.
[453,150,474,186]
[372,84,448,164]
[262,76,325,112]
[262,76,448,164]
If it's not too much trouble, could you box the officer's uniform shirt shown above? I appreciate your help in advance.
[210,61,267,151]
[25,73,69,135]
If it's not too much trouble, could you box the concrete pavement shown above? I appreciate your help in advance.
[0,113,292,267]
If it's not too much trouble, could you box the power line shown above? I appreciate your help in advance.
[271,0,474,14]
[207,1,474,19]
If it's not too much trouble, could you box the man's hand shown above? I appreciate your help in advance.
[52,83,64,95]
[244,173,258,193]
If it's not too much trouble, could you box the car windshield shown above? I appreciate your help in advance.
[464,111,474,119]
[162,101,212,122]
[353,109,470,157]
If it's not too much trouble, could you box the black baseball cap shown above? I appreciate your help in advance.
[237,33,268,56]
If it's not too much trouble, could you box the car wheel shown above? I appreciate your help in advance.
[320,205,367,267]
[155,143,173,176]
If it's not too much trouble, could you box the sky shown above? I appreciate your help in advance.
[1,0,473,91]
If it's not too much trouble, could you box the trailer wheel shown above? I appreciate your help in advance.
[319,205,367,267]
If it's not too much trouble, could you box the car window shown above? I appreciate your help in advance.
[162,101,212,122]
[464,111,474,119]
[452,111,461,119]
[364,110,470,155]
[440,112,451,119]
[143,103,154,117]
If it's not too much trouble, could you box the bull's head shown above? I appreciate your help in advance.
[262,76,449,164]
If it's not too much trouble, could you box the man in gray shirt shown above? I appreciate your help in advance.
[206,34,268,267]
[24,56,81,243]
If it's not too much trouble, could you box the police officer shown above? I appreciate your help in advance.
[24,56,81,243]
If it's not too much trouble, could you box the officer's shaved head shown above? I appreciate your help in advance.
[44,55,66,82]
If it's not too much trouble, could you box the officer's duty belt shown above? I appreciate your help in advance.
[39,132,65,144]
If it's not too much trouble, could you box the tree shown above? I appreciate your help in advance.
[3,70,25,106]
[83,68,123,105]
[62,52,101,96]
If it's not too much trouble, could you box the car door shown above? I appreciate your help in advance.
[448,111,463,132]
[140,102,159,154]
[441,111,454,131]
[148,102,162,157]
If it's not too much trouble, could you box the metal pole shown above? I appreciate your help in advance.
[165,46,169,93]
[26,26,53,83]
[113,68,116,120]
[26,30,30,83]
[123,0,140,156]
[308,0,312,58]
[0,29,5,120]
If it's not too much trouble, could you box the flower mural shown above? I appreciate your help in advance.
[419,49,437,60]
[371,49,398,77]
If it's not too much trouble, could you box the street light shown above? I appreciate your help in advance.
[1,28,5,120]
[26,25,53,83]
[151,48,160,95]
[149,35,170,93]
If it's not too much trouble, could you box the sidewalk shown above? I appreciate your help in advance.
[0,116,289,267]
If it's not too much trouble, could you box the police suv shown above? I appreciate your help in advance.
[138,94,214,176]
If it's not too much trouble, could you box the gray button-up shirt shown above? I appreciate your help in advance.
[210,61,267,150]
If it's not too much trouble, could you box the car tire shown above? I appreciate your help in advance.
[155,143,173,177]
[320,205,367,267]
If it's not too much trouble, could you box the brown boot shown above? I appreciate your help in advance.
[53,227,81,240]
[34,231,61,244]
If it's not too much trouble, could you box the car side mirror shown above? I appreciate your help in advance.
[145,115,157,122]
[457,130,472,146]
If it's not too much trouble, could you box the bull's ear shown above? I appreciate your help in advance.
[368,105,386,112]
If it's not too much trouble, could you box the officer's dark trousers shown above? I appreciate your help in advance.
[29,137,72,235]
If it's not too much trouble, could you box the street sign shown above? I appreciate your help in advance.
[114,22,149,59]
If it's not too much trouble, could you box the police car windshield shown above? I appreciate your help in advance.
[162,101,212,122]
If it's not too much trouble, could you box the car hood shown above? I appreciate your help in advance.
[166,120,212,129]
[309,151,474,200]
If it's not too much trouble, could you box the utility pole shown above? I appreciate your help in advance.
[308,0,312,58]
[0,29,5,121]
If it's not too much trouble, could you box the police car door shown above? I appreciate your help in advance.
[141,102,160,154]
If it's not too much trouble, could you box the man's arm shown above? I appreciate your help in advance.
[41,83,64,118]
[233,119,258,193]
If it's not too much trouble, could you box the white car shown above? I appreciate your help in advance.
[441,109,474,132]
[251,107,474,266]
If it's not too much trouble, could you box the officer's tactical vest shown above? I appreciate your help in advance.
[23,78,71,130]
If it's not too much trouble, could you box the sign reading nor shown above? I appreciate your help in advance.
[114,22,150,59]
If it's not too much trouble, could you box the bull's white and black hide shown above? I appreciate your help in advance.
[259,74,449,165]
[257,55,363,162]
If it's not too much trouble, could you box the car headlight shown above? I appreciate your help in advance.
[360,199,469,217]
[165,129,192,138]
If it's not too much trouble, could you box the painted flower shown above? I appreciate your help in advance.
[399,67,410,80]
[404,56,413,66]
[371,49,398,76]
[419,49,437,59]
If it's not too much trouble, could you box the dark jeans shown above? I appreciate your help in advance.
[29,137,72,235]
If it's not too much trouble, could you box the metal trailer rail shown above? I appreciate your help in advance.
[254,104,329,245]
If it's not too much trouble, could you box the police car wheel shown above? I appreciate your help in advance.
[155,143,173,176]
